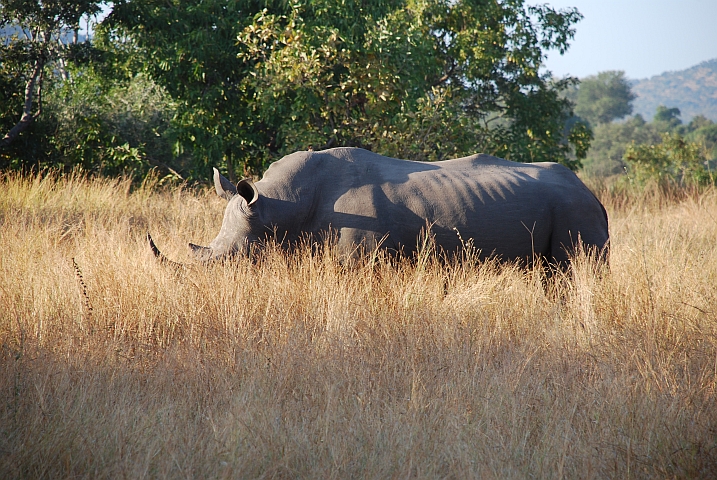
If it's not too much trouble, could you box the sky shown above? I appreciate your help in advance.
[539,0,717,80]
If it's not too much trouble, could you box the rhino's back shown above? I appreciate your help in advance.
[281,148,587,217]
[260,147,577,196]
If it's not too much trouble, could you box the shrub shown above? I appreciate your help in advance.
[623,132,714,188]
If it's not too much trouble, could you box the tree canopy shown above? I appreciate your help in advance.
[571,70,635,127]
[2,0,589,179]
[653,105,683,131]
[104,0,587,177]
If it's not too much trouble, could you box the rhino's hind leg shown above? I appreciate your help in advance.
[547,230,610,280]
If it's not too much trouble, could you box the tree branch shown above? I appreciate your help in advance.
[432,59,456,87]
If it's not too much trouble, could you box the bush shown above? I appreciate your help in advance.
[48,69,180,179]
[623,132,715,188]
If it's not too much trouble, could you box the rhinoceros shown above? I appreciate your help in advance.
[149,147,608,267]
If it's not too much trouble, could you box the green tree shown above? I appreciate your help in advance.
[107,0,588,177]
[686,114,712,132]
[582,108,717,179]
[573,70,635,127]
[685,116,717,163]
[0,0,103,153]
[652,105,682,132]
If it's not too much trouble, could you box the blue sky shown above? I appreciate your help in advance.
[539,0,717,80]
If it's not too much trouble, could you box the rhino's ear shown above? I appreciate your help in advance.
[236,178,259,206]
[213,167,237,201]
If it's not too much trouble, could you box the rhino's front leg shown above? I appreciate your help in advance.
[337,227,388,264]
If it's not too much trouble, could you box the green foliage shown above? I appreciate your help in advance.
[0,61,181,178]
[562,64,717,190]
[104,0,269,178]
[0,56,36,165]
[47,68,179,178]
[0,0,104,152]
[0,0,187,179]
[686,114,713,132]
[686,118,717,160]
[581,114,661,177]
[1,0,588,179]
[107,0,588,176]
[623,132,714,188]
[582,99,717,180]
[571,70,635,127]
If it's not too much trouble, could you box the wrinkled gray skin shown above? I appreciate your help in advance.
[166,147,609,266]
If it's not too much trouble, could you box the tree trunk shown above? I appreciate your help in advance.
[1,57,45,148]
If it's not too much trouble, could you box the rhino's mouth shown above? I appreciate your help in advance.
[189,242,214,262]
[147,233,218,265]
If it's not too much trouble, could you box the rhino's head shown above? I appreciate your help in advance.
[148,169,263,265]
[189,168,263,262]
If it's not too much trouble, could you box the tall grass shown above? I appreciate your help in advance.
[1,170,716,478]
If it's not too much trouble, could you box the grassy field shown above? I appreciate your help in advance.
[1,171,716,478]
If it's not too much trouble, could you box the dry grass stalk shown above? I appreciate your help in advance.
[1,170,716,478]
[72,257,93,325]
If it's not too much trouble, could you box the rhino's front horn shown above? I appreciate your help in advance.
[147,232,184,268]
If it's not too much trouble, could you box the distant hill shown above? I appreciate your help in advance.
[630,59,717,123]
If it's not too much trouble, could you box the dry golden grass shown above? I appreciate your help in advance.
[1,170,716,478]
